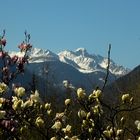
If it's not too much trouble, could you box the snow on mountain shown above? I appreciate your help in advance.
[58,48,130,76]
[9,47,130,77]
[7,47,130,94]
[28,48,59,62]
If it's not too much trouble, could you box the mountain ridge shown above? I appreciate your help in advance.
[25,47,130,76]
[8,47,132,94]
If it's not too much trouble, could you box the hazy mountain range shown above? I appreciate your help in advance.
[9,47,130,94]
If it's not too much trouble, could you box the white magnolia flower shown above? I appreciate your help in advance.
[78,110,86,118]
[121,94,130,103]
[30,90,41,103]
[62,124,72,133]
[45,103,51,110]
[65,99,71,106]
[35,117,44,127]
[0,82,8,94]
[14,87,25,97]
[77,88,86,99]
[52,121,62,131]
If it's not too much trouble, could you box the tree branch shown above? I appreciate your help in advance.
[102,44,111,92]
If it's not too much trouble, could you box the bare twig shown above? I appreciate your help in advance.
[101,44,111,92]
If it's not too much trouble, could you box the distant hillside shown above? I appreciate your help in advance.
[104,65,140,103]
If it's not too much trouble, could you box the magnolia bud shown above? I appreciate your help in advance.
[45,103,51,110]
[103,130,111,138]
[51,121,62,131]
[65,99,71,106]
[121,94,130,103]
[14,87,25,97]
[35,117,44,127]
[78,110,86,118]
[116,129,123,136]
[77,88,86,99]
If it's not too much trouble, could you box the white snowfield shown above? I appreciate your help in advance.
[9,47,130,76]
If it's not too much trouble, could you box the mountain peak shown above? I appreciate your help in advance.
[28,48,58,62]
[75,48,88,56]
[58,48,130,76]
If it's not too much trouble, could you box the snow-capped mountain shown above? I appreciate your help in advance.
[9,47,130,93]
[58,48,129,76]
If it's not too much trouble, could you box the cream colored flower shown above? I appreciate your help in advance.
[0,110,6,119]
[23,99,33,108]
[45,103,51,110]
[116,129,123,136]
[50,137,57,140]
[77,88,86,99]
[0,98,5,104]
[71,136,80,140]
[78,110,86,118]
[62,124,72,133]
[65,99,71,106]
[30,90,41,103]
[135,120,140,126]
[12,96,18,102]
[103,130,111,138]
[86,112,91,119]
[47,109,52,115]
[14,87,25,97]
[0,98,6,108]
[51,121,62,131]
[35,117,44,127]
[121,94,130,103]
[0,82,8,94]
[88,128,93,133]
[12,99,23,110]
[93,89,101,98]
[55,112,64,120]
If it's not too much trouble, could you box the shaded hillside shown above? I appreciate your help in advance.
[104,65,140,103]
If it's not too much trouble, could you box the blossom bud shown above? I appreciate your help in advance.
[14,87,25,97]
[78,110,86,118]
[103,130,111,138]
[93,89,101,98]
[0,82,8,94]
[30,90,41,103]
[51,121,62,131]
[86,112,91,119]
[116,129,123,136]
[12,99,23,110]
[77,88,86,99]
[62,124,72,134]
[71,136,79,140]
[45,103,51,110]
[35,117,44,127]
[47,110,52,116]
[0,98,5,104]
[89,128,93,133]
[23,100,33,108]
[135,120,140,126]
[120,117,125,125]
[65,99,71,106]
[50,137,57,140]
[121,94,130,103]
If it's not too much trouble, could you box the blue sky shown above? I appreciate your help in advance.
[0,0,140,69]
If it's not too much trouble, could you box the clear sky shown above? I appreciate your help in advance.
[0,0,140,69]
